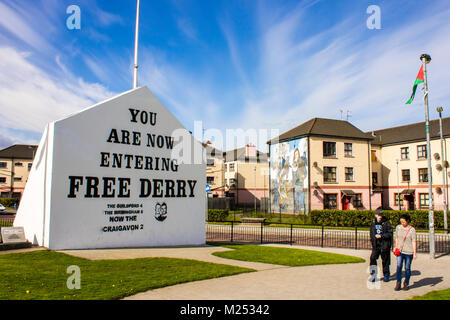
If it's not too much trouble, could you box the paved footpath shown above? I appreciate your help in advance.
[124,244,449,300]
[61,244,450,300]
[62,246,287,271]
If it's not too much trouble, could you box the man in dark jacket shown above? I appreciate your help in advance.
[369,209,393,282]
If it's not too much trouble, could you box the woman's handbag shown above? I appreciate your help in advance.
[393,226,412,256]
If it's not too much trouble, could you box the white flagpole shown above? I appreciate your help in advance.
[421,53,435,259]
[133,0,140,89]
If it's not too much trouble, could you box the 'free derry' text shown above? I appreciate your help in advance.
[66,107,198,199]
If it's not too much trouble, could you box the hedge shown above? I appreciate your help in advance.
[310,210,450,229]
[208,209,229,222]
[0,198,18,208]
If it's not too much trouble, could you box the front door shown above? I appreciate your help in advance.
[342,196,350,210]
[405,195,415,210]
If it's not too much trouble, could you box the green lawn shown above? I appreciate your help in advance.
[410,288,450,300]
[0,250,254,300]
[208,243,365,266]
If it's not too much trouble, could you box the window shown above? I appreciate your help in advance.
[345,167,354,181]
[401,147,409,160]
[14,162,23,167]
[0,162,6,168]
[324,194,337,209]
[372,172,378,185]
[419,193,429,208]
[394,193,404,207]
[418,168,428,182]
[323,142,336,157]
[344,143,353,156]
[402,169,410,182]
[417,145,427,159]
[353,194,362,208]
[323,167,337,182]
[229,178,236,186]
[229,163,235,172]
[206,159,215,166]
[13,177,22,181]
[28,163,32,171]
[0,177,6,183]
[207,176,215,184]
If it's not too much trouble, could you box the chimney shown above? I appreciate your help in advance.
[245,144,256,157]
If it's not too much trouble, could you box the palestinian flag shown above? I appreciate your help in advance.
[406,65,424,104]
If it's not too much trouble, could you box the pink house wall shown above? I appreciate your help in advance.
[229,189,269,205]
[383,186,449,211]
[311,187,382,211]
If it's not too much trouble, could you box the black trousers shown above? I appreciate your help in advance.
[370,247,391,276]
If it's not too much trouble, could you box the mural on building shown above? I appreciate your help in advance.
[270,138,309,213]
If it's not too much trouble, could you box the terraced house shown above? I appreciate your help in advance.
[268,118,379,213]
[371,118,450,211]
[268,117,450,213]
[204,141,269,206]
[0,144,38,199]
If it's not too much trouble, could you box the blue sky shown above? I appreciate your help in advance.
[0,0,450,151]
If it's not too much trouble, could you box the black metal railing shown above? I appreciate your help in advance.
[206,221,450,254]
[0,216,14,228]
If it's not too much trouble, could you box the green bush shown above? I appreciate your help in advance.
[310,210,449,229]
[0,197,18,208]
[208,209,229,221]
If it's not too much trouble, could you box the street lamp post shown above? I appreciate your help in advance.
[254,166,257,214]
[437,106,448,233]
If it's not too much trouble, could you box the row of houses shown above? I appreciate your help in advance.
[206,117,450,213]
[204,142,269,206]
[1,116,449,213]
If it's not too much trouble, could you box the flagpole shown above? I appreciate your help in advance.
[133,0,140,89]
[421,53,435,259]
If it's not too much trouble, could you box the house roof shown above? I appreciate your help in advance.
[369,117,450,146]
[202,142,223,158]
[267,118,373,144]
[0,144,38,159]
[223,147,269,162]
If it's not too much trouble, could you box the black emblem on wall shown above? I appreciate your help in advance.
[155,202,167,222]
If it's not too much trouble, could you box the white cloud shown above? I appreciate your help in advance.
[231,1,450,151]
[0,47,115,140]
[95,8,124,27]
[139,47,222,132]
[0,1,52,52]
[177,18,198,41]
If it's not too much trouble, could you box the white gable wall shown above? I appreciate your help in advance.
[15,87,205,250]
